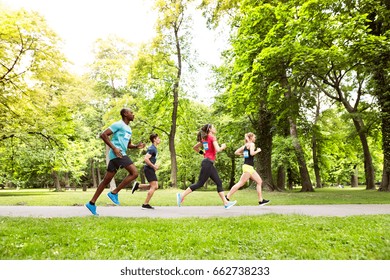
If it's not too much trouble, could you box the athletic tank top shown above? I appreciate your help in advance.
[203,135,216,161]
[243,145,254,166]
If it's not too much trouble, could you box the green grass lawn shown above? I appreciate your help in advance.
[0,215,389,260]
[0,186,389,206]
[0,187,389,260]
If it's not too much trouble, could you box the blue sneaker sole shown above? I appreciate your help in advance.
[107,193,120,205]
[224,200,237,209]
[85,204,99,216]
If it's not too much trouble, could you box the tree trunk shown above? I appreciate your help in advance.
[91,159,97,188]
[168,24,182,189]
[287,167,294,190]
[351,117,376,190]
[377,57,390,192]
[370,49,390,191]
[52,170,61,192]
[276,165,286,190]
[97,165,101,185]
[315,77,377,190]
[351,164,359,188]
[168,82,179,188]
[253,104,276,191]
[64,172,70,189]
[369,0,390,191]
[289,117,314,192]
[282,75,313,192]
[379,95,390,191]
[229,155,236,189]
[312,93,322,188]
[64,172,71,190]
[312,132,322,188]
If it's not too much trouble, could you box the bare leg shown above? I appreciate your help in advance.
[143,181,158,205]
[111,164,138,194]
[138,183,151,189]
[226,172,251,200]
[250,171,263,201]
[218,191,230,205]
[90,171,116,203]
[179,187,193,203]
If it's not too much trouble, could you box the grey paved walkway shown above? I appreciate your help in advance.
[1,204,390,218]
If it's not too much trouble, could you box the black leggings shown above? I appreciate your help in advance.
[190,159,224,193]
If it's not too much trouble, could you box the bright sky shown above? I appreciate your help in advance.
[2,0,157,72]
[1,0,226,102]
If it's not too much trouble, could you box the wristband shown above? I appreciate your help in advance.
[199,150,204,155]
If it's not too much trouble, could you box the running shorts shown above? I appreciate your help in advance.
[242,164,256,175]
[144,165,158,182]
[107,156,133,172]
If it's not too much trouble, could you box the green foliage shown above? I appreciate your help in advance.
[88,35,135,98]
[0,6,95,187]
[208,0,386,190]
[0,0,388,192]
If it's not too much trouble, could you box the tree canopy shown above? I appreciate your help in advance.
[0,0,389,193]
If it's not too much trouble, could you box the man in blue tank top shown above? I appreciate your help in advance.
[85,108,145,215]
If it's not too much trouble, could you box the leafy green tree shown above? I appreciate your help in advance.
[207,0,385,192]
[0,7,82,189]
[86,35,138,190]
[127,0,198,188]
[364,0,390,191]
[211,0,315,191]
[88,35,135,98]
[295,0,380,190]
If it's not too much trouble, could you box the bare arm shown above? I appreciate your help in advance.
[249,143,261,156]
[128,141,146,149]
[213,140,226,153]
[144,153,158,170]
[193,142,203,153]
[234,145,245,156]
[100,128,123,158]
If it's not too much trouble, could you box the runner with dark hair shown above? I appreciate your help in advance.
[176,124,236,209]
[85,108,145,216]
[131,133,161,209]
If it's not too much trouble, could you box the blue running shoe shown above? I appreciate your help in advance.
[224,200,237,209]
[85,202,99,216]
[107,192,120,205]
[176,193,181,207]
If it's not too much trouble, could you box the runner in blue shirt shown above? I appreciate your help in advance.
[131,133,161,209]
[85,108,145,215]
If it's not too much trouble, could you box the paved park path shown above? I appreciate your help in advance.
[1,204,390,218]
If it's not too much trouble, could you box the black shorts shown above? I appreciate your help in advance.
[107,156,133,172]
[144,165,157,182]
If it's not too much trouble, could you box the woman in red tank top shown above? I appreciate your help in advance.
[176,124,237,209]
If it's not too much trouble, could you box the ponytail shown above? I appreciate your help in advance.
[196,131,203,142]
[198,124,212,141]
[245,132,255,143]
[244,133,250,143]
